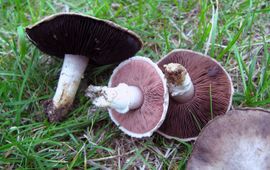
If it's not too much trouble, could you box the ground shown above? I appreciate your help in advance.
[0,0,269,169]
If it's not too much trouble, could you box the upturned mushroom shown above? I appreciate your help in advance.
[86,56,169,138]
[187,108,270,170]
[157,49,233,141]
[26,13,142,122]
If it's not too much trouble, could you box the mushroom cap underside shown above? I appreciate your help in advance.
[157,49,233,140]
[108,56,169,138]
[26,13,142,65]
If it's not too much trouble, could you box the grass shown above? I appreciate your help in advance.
[0,0,269,169]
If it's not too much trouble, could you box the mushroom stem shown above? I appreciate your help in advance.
[85,83,143,114]
[164,63,194,103]
[46,54,89,122]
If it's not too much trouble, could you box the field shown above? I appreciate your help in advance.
[0,0,269,169]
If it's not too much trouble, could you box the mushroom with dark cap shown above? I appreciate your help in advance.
[86,56,169,138]
[26,13,142,122]
[187,108,270,170]
[157,49,233,141]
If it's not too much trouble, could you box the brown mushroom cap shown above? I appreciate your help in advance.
[25,13,142,65]
[157,49,233,140]
[187,108,270,170]
[108,57,169,138]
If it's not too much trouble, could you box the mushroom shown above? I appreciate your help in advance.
[86,56,169,138]
[25,13,142,122]
[187,108,270,170]
[157,49,233,141]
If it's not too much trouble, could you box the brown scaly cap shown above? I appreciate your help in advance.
[26,13,143,65]
[157,49,233,140]
[187,108,270,170]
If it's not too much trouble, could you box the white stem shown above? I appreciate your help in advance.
[86,83,143,114]
[168,74,193,97]
[53,54,89,108]
[164,63,194,103]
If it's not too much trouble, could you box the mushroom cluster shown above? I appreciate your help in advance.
[26,15,268,170]
[26,13,142,122]
[84,49,234,139]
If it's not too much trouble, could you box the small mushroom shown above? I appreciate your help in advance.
[86,56,169,138]
[157,49,233,141]
[26,13,142,122]
[187,108,270,170]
